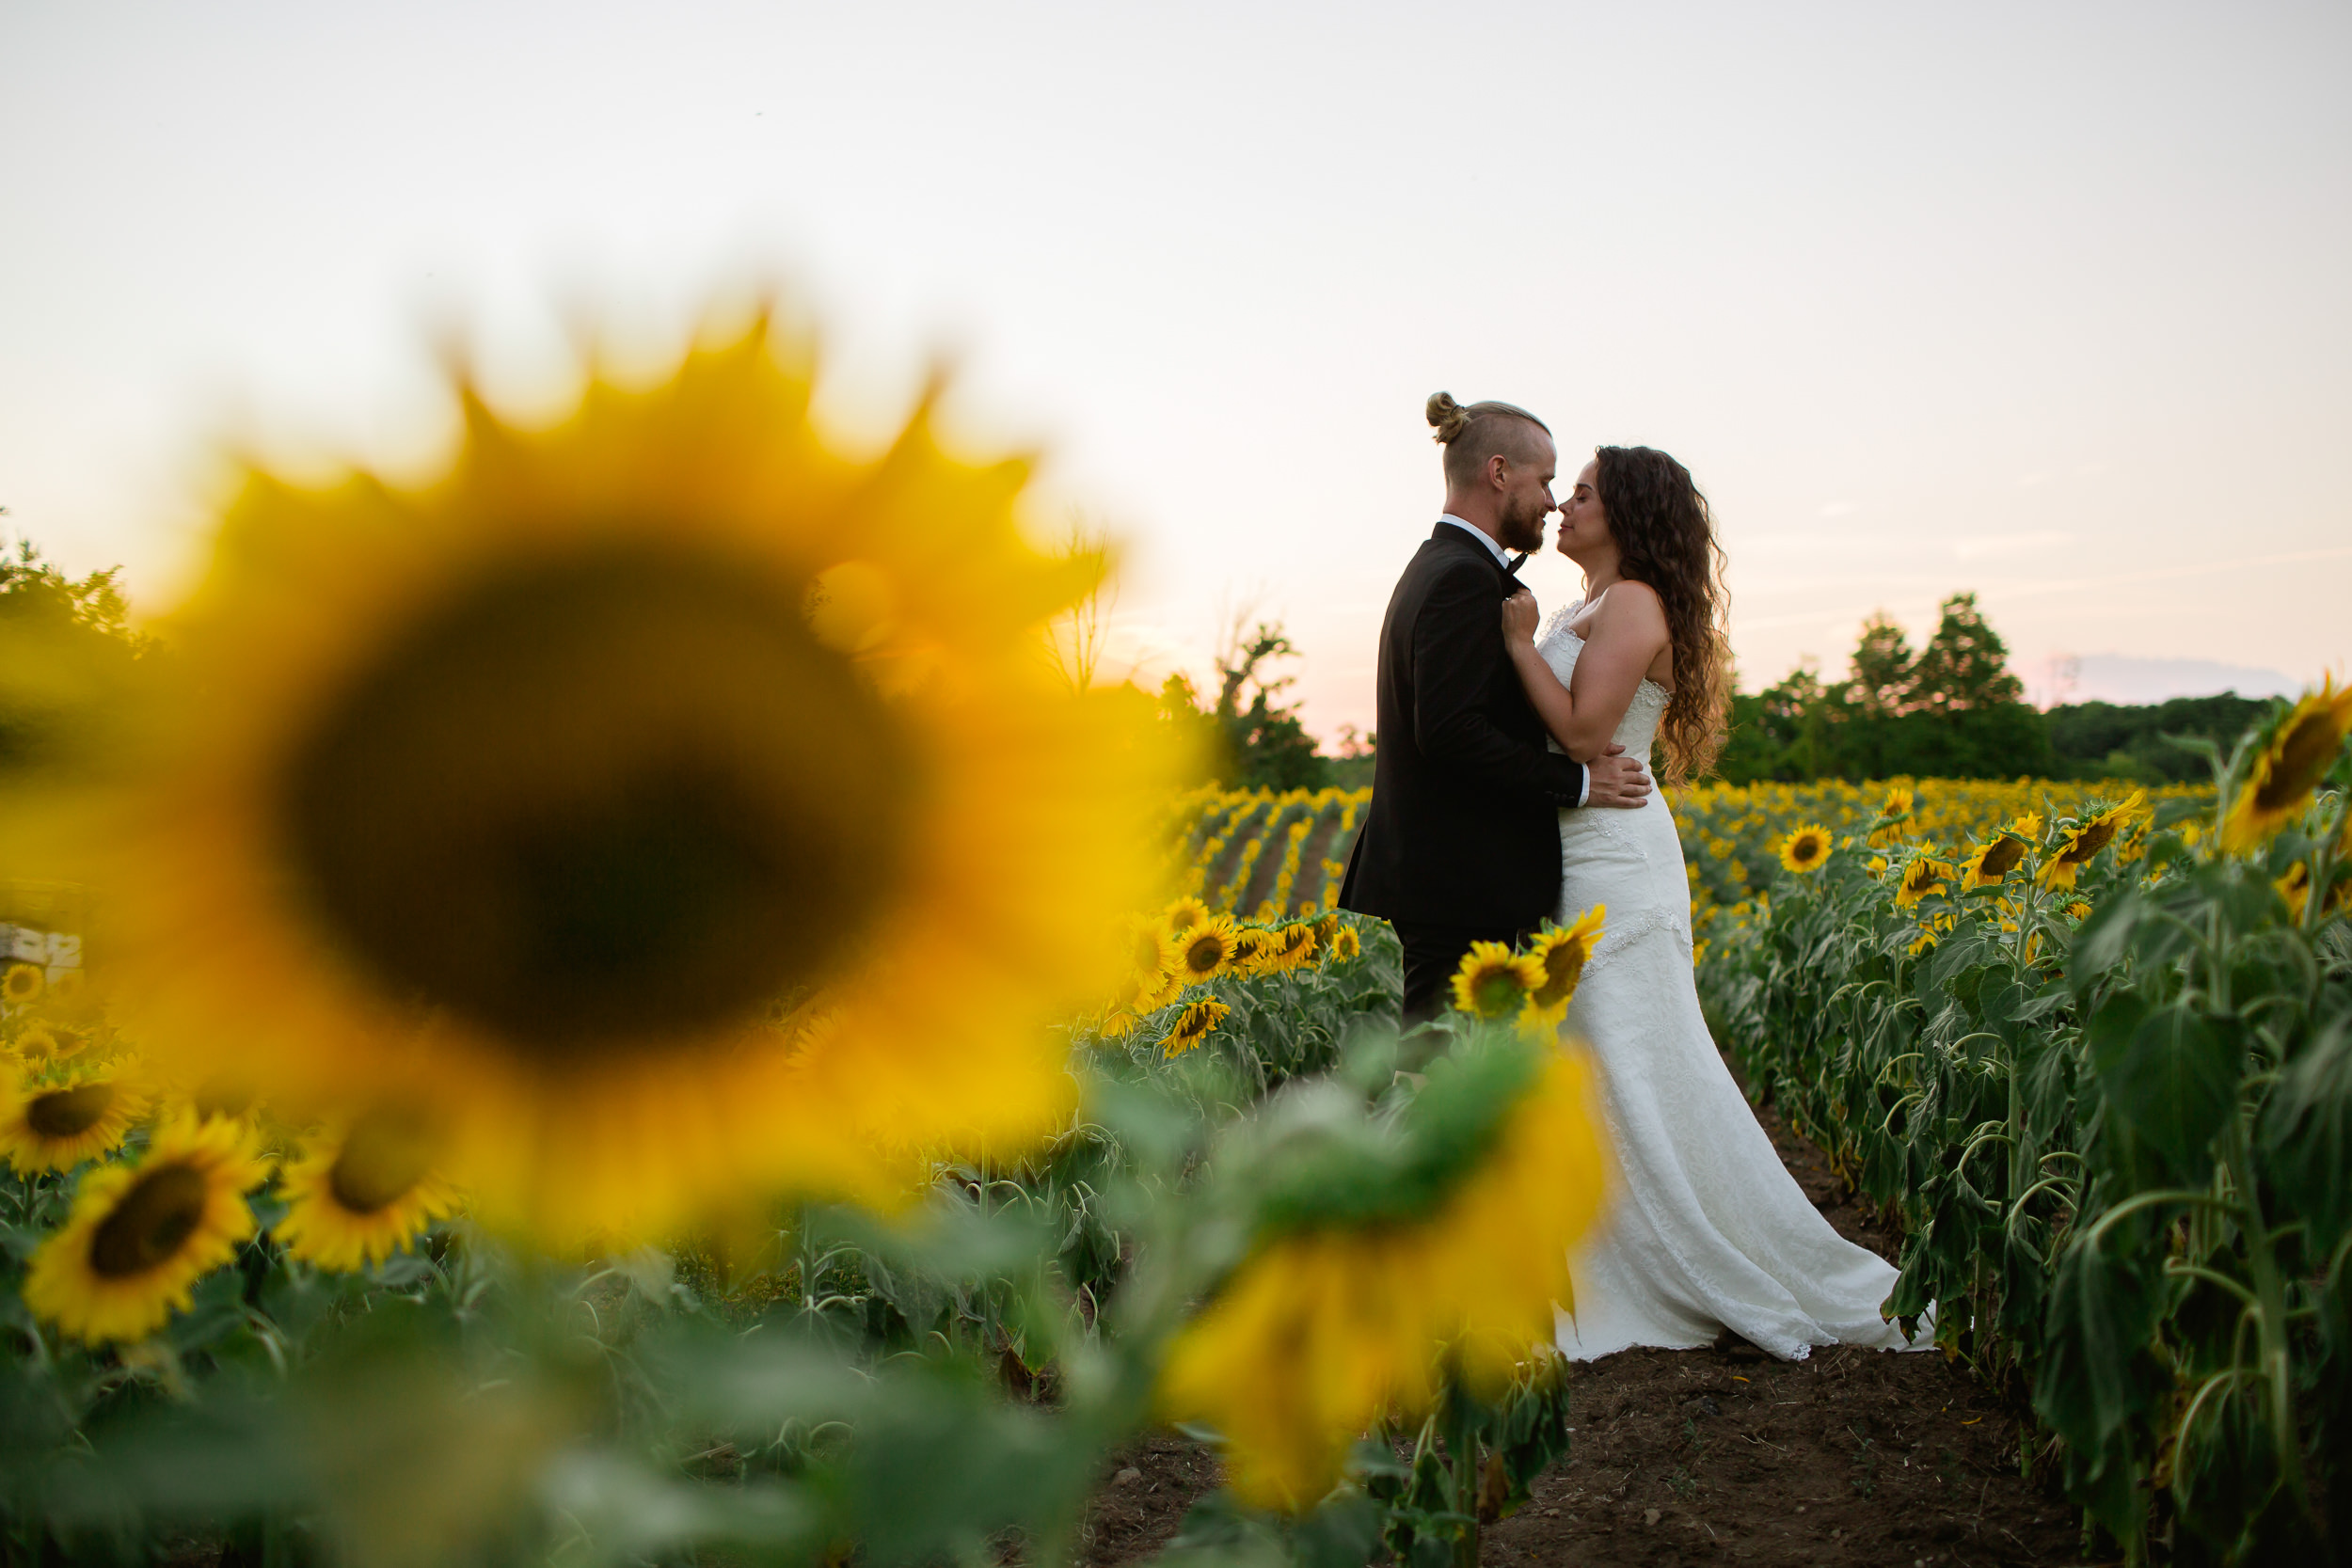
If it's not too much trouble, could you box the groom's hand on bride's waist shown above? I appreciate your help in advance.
[1585,744,1652,809]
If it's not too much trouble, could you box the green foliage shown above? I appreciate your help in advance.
[2046,693,2273,784]
[1721,593,2053,783]
[1160,621,1334,792]
[0,540,157,784]
[1700,718,2352,1562]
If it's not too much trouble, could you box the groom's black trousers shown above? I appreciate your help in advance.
[1395,919,1534,1028]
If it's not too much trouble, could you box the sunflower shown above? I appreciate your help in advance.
[1172,916,1240,987]
[24,1114,268,1345]
[1894,855,1954,911]
[2041,793,2145,889]
[1161,896,1215,939]
[2276,862,2312,924]
[1230,927,1283,979]
[274,1103,464,1271]
[1959,818,2037,890]
[1158,1044,1608,1510]
[1449,942,1541,1022]
[1519,906,1606,1033]
[1777,824,1833,875]
[1127,920,1183,990]
[15,318,1185,1246]
[2221,679,2352,851]
[0,1060,152,1174]
[7,1024,87,1069]
[1867,786,1914,847]
[1271,922,1319,973]
[1161,997,1230,1058]
[1326,926,1362,965]
[1103,962,1182,1032]
[1906,915,1953,958]
[3,962,43,1006]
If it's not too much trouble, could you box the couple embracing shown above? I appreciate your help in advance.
[1339,393,1928,1363]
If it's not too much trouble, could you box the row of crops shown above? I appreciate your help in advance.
[1688,702,2351,1563]
[1163,702,2351,1563]
[1158,785,1369,919]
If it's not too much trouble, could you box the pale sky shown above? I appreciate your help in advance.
[4,1,2346,737]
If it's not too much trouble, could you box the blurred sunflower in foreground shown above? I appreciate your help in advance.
[1158,1041,1609,1511]
[13,314,1185,1245]
[2220,678,2352,851]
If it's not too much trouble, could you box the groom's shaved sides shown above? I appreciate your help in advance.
[1426,391,1552,489]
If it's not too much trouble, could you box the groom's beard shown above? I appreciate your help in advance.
[1497,496,1549,553]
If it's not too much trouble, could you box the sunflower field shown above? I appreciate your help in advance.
[1695,686,2352,1562]
[0,318,1626,1568]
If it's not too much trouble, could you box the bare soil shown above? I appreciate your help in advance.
[1093,1078,2096,1568]
[1076,1431,1228,1566]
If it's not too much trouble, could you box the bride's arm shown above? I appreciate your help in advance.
[1501,586,1670,762]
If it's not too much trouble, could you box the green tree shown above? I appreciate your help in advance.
[1908,592,2024,712]
[1714,594,2051,782]
[1848,611,1915,717]
[0,534,156,780]
[1209,619,1327,791]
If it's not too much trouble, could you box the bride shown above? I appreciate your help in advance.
[1499,445,1928,1362]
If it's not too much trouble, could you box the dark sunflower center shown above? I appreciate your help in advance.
[1470,970,1522,1016]
[1981,839,2026,879]
[2255,714,2339,811]
[281,550,915,1058]
[1535,948,1586,1005]
[328,1109,437,1213]
[27,1083,114,1139]
[2066,818,2120,863]
[1184,934,1222,974]
[91,1164,206,1278]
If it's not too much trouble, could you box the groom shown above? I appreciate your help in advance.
[1338,396,1651,1024]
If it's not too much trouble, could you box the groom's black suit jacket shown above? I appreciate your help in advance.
[1339,524,1588,929]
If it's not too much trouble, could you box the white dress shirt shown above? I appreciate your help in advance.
[1433,515,1591,808]
[1437,513,1511,568]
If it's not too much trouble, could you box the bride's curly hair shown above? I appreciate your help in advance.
[1593,445,1729,784]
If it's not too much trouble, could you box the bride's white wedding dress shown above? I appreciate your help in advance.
[1536,604,1929,1362]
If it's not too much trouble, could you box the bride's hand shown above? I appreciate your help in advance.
[1501,589,1539,645]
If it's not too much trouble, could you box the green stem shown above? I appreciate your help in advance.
[2218,1111,2312,1523]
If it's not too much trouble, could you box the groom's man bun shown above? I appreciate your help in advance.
[1425,391,1552,489]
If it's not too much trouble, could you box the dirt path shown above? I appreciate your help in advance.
[1087,1075,2092,1568]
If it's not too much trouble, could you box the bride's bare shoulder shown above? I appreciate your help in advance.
[1591,580,1667,631]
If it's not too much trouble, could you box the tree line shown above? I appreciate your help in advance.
[1181,591,2271,791]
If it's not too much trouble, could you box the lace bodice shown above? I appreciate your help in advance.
[1534,601,1671,763]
